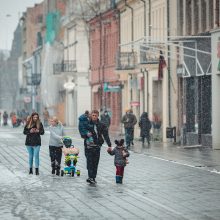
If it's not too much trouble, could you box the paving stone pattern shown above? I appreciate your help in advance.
[0,127,220,220]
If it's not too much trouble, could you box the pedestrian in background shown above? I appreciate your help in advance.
[139,112,152,147]
[3,111,8,126]
[121,109,137,149]
[43,107,50,127]
[11,113,17,128]
[48,116,64,176]
[107,139,129,184]
[78,109,112,184]
[100,110,111,131]
[23,112,44,175]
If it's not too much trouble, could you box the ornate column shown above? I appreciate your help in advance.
[198,0,203,33]
[191,0,195,34]
[206,0,210,31]
[182,0,186,35]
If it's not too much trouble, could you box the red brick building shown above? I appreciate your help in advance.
[89,9,121,132]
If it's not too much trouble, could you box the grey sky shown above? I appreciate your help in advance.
[0,0,43,50]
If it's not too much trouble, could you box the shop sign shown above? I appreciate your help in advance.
[24,96,31,103]
[103,83,121,92]
[130,101,140,106]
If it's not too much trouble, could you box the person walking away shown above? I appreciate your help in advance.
[49,116,64,176]
[11,113,17,128]
[23,112,44,175]
[152,112,162,141]
[107,139,129,184]
[100,110,111,131]
[139,112,152,147]
[78,109,112,184]
[121,109,137,149]
[43,107,50,127]
[3,111,8,126]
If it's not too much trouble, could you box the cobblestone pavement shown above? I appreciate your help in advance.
[0,127,220,220]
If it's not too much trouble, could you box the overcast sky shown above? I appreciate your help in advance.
[0,0,43,51]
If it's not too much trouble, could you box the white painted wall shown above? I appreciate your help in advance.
[64,19,91,126]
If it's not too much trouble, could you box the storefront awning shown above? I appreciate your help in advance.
[92,85,100,93]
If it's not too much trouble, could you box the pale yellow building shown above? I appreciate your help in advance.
[117,0,177,142]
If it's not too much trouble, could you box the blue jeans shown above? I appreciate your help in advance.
[26,146,40,168]
[125,127,134,147]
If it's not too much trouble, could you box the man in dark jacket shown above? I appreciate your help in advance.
[78,109,112,184]
[100,110,111,130]
[121,109,137,149]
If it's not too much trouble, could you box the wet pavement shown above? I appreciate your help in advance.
[0,126,220,220]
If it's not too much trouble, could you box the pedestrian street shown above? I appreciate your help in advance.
[0,127,220,220]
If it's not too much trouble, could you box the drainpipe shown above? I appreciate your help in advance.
[103,24,106,109]
[140,0,146,38]
[125,0,134,50]
[148,0,151,41]
[167,0,171,127]
[140,0,147,113]
[125,0,134,110]
[99,14,103,110]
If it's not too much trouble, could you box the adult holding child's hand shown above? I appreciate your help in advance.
[48,116,64,176]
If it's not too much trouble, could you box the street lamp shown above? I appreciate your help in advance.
[63,76,76,92]
[63,81,76,91]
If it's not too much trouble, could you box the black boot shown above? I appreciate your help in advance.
[35,168,39,175]
[29,168,33,174]
[56,169,60,176]
[51,168,55,174]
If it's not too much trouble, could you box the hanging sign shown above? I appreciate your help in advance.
[103,83,121,92]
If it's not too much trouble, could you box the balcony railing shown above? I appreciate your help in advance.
[26,73,41,86]
[116,51,136,70]
[53,60,77,75]
[139,45,160,64]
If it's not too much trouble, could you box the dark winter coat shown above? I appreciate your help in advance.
[100,113,111,128]
[121,113,137,128]
[78,118,111,147]
[108,146,129,167]
[23,122,44,146]
[139,112,152,137]
[78,114,90,137]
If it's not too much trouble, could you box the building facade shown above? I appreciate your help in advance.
[116,0,169,140]
[89,7,121,132]
[175,0,214,146]
[18,2,44,113]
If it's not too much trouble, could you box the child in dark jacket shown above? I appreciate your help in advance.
[78,111,94,146]
[107,139,129,184]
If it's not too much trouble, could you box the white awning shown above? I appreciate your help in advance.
[92,85,100,93]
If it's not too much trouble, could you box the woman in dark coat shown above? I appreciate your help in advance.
[23,112,44,175]
[139,112,152,146]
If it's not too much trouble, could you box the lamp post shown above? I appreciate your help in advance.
[63,81,76,91]
[140,67,149,113]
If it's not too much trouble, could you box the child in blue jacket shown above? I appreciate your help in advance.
[78,111,94,146]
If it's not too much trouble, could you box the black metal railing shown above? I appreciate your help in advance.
[139,50,159,64]
[116,51,136,70]
[139,44,160,64]
[26,73,41,86]
[53,60,77,75]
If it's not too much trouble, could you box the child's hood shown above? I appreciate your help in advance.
[116,145,124,149]
[78,114,89,121]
